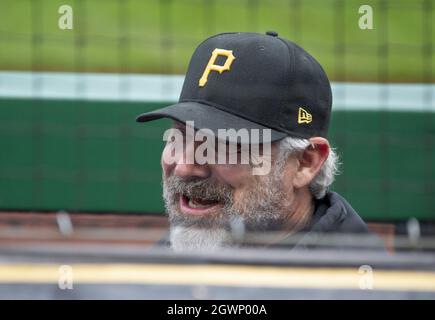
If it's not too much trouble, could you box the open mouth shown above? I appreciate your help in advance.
[179,194,223,215]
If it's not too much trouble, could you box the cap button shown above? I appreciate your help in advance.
[266,31,278,37]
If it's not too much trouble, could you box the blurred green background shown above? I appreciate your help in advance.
[0,0,434,220]
[1,0,434,81]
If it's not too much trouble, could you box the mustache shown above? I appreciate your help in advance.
[163,175,233,204]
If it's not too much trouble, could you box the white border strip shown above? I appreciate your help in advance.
[0,71,434,112]
[0,71,184,103]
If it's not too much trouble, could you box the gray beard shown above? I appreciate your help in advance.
[163,160,292,252]
[169,225,232,252]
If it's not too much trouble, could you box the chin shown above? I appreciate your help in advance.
[169,225,232,252]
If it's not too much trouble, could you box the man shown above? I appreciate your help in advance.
[136,32,382,252]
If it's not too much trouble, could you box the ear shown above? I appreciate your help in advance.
[292,137,330,189]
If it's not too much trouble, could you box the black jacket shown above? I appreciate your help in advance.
[287,191,385,251]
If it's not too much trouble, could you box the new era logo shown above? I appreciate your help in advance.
[298,107,312,124]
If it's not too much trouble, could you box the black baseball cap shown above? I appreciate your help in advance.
[136,31,332,142]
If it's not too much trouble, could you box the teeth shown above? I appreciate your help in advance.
[188,198,212,208]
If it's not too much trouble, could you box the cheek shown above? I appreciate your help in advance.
[281,160,298,192]
[212,163,253,188]
[161,144,176,177]
[232,176,261,203]
[212,164,257,206]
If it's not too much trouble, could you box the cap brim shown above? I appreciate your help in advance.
[136,102,287,144]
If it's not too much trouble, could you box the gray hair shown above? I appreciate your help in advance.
[277,137,340,199]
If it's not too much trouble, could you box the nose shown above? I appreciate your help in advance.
[174,161,210,179]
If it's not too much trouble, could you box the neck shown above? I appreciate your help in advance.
[287,187,315,232]
[262,188,315,247]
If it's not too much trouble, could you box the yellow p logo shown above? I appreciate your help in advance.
[199,48,236,87]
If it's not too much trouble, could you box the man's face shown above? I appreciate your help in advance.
[161,122,300,252]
